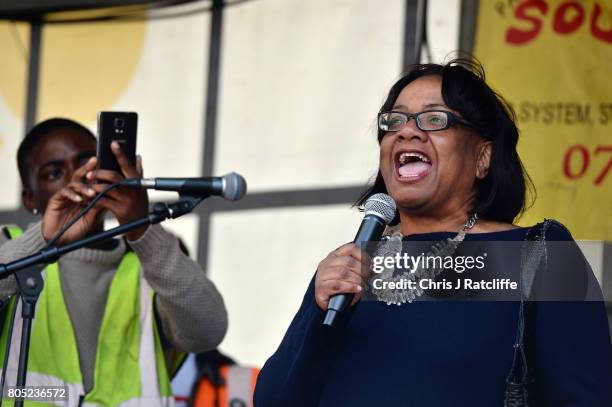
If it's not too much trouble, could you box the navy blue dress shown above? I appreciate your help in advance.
[254,223,612,406]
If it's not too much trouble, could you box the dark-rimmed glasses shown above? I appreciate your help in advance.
[378,110,474,132]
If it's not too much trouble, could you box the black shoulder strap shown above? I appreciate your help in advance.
[504,220,551,406]
[520,221,549,300]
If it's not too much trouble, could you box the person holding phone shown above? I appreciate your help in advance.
[0,117,228,406]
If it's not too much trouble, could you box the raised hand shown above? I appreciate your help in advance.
[314,243,371,311]
[88,141,149,241]
[42,157,104,245]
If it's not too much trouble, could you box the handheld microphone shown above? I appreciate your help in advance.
[122,172,247,201]
[323,193,396,327]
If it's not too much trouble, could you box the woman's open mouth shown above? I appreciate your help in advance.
[394,150,432,181]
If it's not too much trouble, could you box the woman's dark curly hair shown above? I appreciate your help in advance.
[355,58,534,225]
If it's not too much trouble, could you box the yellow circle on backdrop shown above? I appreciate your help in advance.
[0,18,146,126]
[39,20,146,125]
[0,21,29,120]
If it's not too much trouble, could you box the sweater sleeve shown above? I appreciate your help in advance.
[0,222,47,300]
[254,275,343,407]
[128,224,228,353]
[533,221,612,405]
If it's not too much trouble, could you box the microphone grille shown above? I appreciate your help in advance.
[222,172,247,201]
[364,193,396,224]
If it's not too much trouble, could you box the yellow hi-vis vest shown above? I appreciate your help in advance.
[0,226,174,406]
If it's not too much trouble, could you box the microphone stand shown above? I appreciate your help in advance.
[0,195,203,407]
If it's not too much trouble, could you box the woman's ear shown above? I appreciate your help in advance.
[476,141,492,180]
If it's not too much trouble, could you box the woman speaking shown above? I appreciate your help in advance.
[254,59,612,406]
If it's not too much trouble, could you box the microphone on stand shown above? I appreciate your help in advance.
[121,172,247,201]
[323,193,396,327]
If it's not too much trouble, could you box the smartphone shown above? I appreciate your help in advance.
[97,111,138,174]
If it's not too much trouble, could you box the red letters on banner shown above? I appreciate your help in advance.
[563,145,612,185]
[553,2,585,34]
[506,1,612,45]
[591,4,612,43]
[506,0,548,44]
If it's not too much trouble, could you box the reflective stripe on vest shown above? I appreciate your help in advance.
[0,226,173,407]
[193,365,259,407]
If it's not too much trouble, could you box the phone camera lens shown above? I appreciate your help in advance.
[114,118,125,128]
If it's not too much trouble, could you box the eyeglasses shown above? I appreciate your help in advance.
[378,110,474,132]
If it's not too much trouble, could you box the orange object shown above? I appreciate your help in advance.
[193,365,260,407]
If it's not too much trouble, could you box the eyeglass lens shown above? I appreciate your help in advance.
[379,111,449,131]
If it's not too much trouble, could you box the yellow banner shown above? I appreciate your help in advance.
[474,0,612,240]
